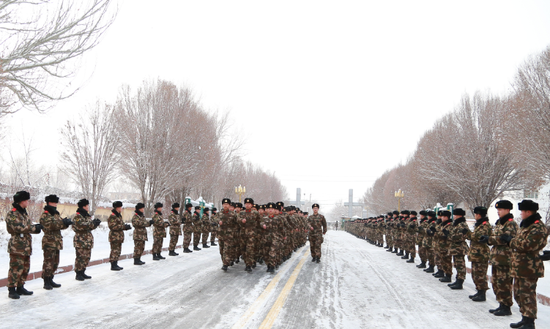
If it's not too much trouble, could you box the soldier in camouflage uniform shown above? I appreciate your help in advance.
[405,211,418,263]
[260,202,278,272]
[385,212,394,252]
[468,206,492,302]
[416,210,428,268]
[192,206,202,251]
[239,198,261,272]
[201,208,211,249]
[210,207,218,246]
[504,200,548,329]
[6,191,42,299]
[108,201,132,271]
[73,199,101,281]
[308,203,327,263]
[435,210,453,282]
[40,194,72,290]
[446,208,470,290]
[423,211,437,273]
[152,202,170,260]
[132,203,152,265]
[168,203,182,256]
[484,200,518,314]
[182,203,194,253]
[219,198,238,271]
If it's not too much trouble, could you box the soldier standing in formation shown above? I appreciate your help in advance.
[168,203,182,256]
[40,194,72,290]
[182,203,194,253]
[73,199,101,281]
[201,207,211,249]
[446,208,469,290]
[307,203,327,263]
[132,202,152,265]
[108,201,132,271]
[192,206,202,251]
[210,207,219,246]
[152,202,169,260]
[468,206,492,302]
[6,191,42,299]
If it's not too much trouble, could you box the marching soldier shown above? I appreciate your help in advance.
[219,198,238,271]
[468,206,492,302]
[152,202,170,260]
[192,206,202,251]
[260,202,278,272]
[182,203,194,253]
[73,199,101,281]
[40,194,72,290]
[446,208,469,290]
[239,198,261,272]
[505,200,548,329]
[308,203,327,263]
[6,191,42,299]
[168,203,182,256]
[132,203,152,265]
[201,207,211,249]
[485,200,518,314]
[108,201,132,271]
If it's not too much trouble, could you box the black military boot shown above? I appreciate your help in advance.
[416,262,426,268]
[439,274,452,283]
[8,287,20,299]
[406,257,415,263]
[493,304,512,316]
[471,290,486,302]
[75,271,85,281]
[396,250,404,256]
[391,247,398,253]
[235,258,240,264]
[169,250,178,256]
[183,248,193,253]
[111,261,123,271]
[401,252,409,259]
[316,257,321,263]
[221,265,228,271]
[202,243,210,248]
[245,266,252,272]
[424,265,435,273]
[386,247,393,252]
[449,279,464,290]
[511,316,534,329]
[469,290,480,299]
[50,276,61,288]
[82,270,92,279]
[252,262,256,269]
[433,269,444,277]
[16,285,33,296]
[510,316,529,328]
[193,246,201,251]
[134,258,141,265]
[211,242,217,246]
[43,277,53,290]
[258,258,264,264]
[158,253,166,260]
[153,253,160,261]
[489,303,503,313]
[267,266,275,273]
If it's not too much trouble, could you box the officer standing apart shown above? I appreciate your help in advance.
[6,191,42,299]
[108,201,132,271]
[307,203,327,263]
[40,194,72,290]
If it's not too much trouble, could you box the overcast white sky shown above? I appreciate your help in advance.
[5,0,550,211]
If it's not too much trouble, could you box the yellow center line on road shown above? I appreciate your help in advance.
[258,249,310,329]
[231,248,308,329]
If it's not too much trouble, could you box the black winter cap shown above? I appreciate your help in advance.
[518,200,539,211]
[495,200,513,210]
[14,191,31,203]
[45,194,59,203]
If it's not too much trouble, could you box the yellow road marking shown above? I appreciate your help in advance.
[259,249,310,329]
[231,249,307,329]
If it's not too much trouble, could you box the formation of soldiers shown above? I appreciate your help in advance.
[5,191,328,300]
[345,200,549,329]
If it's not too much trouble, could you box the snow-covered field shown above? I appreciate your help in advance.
[0,230,548,329]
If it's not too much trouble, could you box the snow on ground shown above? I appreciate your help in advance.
[0,230,548,329]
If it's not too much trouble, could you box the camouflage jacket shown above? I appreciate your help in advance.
[201,213,211,233]
[239,209,261,232]
[435,219,452,250]
[447,217,470,256]
[210,212,219,232]
[169,210,182,236]
[6,203,40,256]
[131,211,150,241]
[152,211,168,238]
[192,212,202,232]
[468,217,492,263]
[108,210,125,243]
[260,215,276,242]
[218,210,238,239]
[308,213,327,236]
[73,208,97,249]
[40,206,68,251]
[406,217,418,243]
[416,218,427,245]
[488,214,518,266]
[182,210,194,233]
[510,213,548,278]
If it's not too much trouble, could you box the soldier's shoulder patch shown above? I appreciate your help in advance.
[509,218,513,221]
[483,221,487,225]
[44,210,48,214]
[535,220,540,224]
[11,208,16,211]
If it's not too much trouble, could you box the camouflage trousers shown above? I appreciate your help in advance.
[210,231,217,243]
[152,237,163,254]
[385,234,392,248]
[110,242,122,262]
[243,230,256,266]
[201,232,210,245]
[440,254,453,275]
[222,238,235,266]
[8,254,30,288]
[426,248,435,267]
[74,248,91,272]
[265,239,278,267]
[169,234,179,251]
[513,277,539,318]
[418,245,427,263]
[470,261,489,291]
[407,239,416,258]
[133,240,145,258]
[42,249,60,278]
[309,234,323,259]
[193,231,201,247]
[452,255,466,280]
[183,231,192,249]
[492,265,513,306]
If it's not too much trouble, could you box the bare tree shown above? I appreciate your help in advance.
[0,0,116,115]
[60,100,120,214]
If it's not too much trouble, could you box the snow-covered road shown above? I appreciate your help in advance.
[1,230,548,329]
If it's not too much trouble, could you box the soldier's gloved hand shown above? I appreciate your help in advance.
[418,227,424,232]
[461,228,470,235]
[500,234,513,244]
[540,250,550,261]
[124,224,132,230]
[429,226,436,232]
[92,218,101,227]
[62,217,73,227]
[442,229,449,236]
[33,223,43,234]
[149,219,154,225]
[165,222,171,227]
[479,235,489,244]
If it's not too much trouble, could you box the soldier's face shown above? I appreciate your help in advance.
[245,203,252,210]
[267,208,274,215]
[223,203,229,211]
[497,208,510,217]
[115,207,122,213]
[48,202,58,207]
[474,213,482,220]
[174,207,180,212]
[259,209,264,214]
[83,205,90,211]
[520,210,534,220]
[313,207,319,214]
[19,200,29,208]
